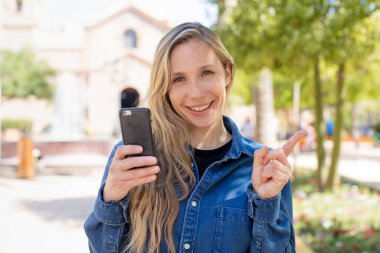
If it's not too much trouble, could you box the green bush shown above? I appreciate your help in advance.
[1,118,32,133]
[293,170,380,253]
[374,122,380,133]
[1,49,55,99]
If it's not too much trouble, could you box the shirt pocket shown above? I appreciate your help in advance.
[213,206,252,253]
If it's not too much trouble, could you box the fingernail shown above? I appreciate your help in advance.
[150,157,158,164]
[129,145,143,152]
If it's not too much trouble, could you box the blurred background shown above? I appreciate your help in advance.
[1,0,379,252]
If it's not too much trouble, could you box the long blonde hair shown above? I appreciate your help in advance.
[125,22,235,253]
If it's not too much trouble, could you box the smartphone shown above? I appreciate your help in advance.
[119,107,156,157]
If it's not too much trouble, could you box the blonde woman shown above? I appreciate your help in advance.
[84,22,303,253]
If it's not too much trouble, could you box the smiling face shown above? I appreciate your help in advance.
[168,39,232,131]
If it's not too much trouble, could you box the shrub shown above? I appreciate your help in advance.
[293,170,380,253]
[1,118,32,133]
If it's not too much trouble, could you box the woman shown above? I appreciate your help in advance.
[84,22,303,253]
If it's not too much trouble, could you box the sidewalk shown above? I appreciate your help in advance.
[291,141,380,191]
[0,170,102,253]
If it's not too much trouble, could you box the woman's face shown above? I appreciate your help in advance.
[168,39,231,130]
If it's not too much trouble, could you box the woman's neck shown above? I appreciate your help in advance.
[190,119,231,150]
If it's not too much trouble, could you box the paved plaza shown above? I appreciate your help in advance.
[0,141,379,252]
[293,141,380,191]
[0,170,103,253]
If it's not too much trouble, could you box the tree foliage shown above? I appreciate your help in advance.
[229,68,252,105]
[218,0,380,108]
[213,0,380,191]
[1,48,56,99]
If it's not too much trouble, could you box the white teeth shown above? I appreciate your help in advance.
[190,103,211,112]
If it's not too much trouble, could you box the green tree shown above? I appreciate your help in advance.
[218,0,294,146]
[322,4,379,190]
[217,0,328,187]
[214,0,379,191]
[229,68,253,105]
[1,48,55,99]
[345,23,380,135]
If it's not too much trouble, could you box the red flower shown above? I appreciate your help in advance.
[352,244,360,250]
[299,213,306,221]
[364,229,375,237]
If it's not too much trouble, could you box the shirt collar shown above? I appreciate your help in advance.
[223,116,265,159]
[186,116,264,159]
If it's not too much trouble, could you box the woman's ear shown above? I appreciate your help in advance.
[224,63,232,87]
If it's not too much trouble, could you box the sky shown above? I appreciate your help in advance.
[43,0,218,28]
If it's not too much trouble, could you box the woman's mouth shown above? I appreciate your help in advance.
[187,101,213,112]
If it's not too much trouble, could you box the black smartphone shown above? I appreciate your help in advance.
[119,107,156,157]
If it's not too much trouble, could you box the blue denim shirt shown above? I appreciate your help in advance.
[84,117,295,253]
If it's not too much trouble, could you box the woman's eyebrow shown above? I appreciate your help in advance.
[172,64,217,74]
[171,71,184,76]
[199,64,216,69]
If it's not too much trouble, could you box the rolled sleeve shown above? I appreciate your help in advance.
[247,184,281,223]
[93,184,129,225]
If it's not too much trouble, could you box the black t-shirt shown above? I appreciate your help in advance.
[193,139,232,179]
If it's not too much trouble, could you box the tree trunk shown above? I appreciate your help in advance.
[352,103,360,148]
[215,0,238,27]
[291,82,301,184]
[292,81,301,131]
[325,63,345,191]
[216,0,227,25]
[254,68,277,147]
[313,59,325,191]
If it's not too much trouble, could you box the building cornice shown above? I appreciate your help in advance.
[85,5,170,32]
[85,50,151,73]
[37,47,83,52]
[2,23,38,29]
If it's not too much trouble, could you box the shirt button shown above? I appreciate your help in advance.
[184,243,191,250]
[191,201,197,207]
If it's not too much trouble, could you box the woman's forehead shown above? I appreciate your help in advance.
[169,39,222,73]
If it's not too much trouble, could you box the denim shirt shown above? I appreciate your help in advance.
[84,117,296,253]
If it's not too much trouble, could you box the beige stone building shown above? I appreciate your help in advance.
[1,0,170,138]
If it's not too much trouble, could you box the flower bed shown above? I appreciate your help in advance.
[293,170,380,253]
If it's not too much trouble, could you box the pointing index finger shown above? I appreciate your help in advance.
[282,129,307,156]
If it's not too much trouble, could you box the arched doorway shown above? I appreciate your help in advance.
[120,87,139,108]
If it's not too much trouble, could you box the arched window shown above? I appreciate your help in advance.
[124,29,137,48]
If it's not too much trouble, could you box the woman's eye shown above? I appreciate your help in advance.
[202,70,214,77]
[172,77,184,83]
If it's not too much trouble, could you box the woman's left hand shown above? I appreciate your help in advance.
[251,130,306,200]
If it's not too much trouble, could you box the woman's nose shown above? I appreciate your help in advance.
[187,79,204,98]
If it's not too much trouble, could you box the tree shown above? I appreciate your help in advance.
[213,0,380,191]
[217,0,293,146]
[1,48,55,99]
[345,16,380,139]
[273,1,379,190]
[323,5,380,190]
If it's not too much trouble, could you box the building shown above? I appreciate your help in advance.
[1,0,170,138]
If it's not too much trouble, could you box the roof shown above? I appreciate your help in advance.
[85,4,171,32]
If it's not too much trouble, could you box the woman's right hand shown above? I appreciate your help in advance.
[103,145,160,202]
